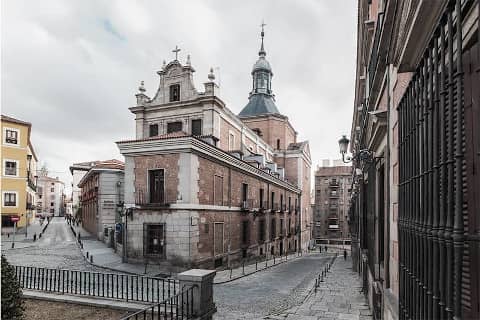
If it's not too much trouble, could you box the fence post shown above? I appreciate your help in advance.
[178,269,217,319]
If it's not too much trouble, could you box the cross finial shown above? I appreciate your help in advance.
[259,20,266,56]
[172,45,181,61]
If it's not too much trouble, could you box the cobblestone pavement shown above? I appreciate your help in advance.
[267,256,372,320]
[214,254,331,319]
[2,217,103,271]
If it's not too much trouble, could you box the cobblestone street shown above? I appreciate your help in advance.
[2,217,102,271]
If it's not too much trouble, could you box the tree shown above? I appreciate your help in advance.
[1,255,24,319]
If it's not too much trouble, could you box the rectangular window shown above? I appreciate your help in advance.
[169,84,180,102]
[214,175,223,206]
[191,119,202,136]
[228,133,235,151]
[4,160,17,176]
[3,192,17,206]
[144,223,165,255]
[214,222,224,255]
[50,188,54,192]
[5,129,18,144]
[259,188,264,208]
[271,192,275,209]
[270,218,276,240]
[280,194,284,208]
[149,169,165,204]
[167,121,182,133]
[242,183,248,202]
[50,202,54,207]
[49,209,54,213]
[241,220,249,244]
[258,219,266,242]
[149,124,158,137]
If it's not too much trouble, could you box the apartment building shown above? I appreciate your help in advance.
[1,115,38,229]
[36,175,65,216]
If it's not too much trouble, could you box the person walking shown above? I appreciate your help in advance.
[344,249,347,260]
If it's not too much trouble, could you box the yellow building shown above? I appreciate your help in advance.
[1,115,38,228]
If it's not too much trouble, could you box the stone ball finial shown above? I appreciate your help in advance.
[208,67,215,81]
[138,80,146,93]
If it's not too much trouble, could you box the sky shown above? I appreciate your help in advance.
[2,0,357,194]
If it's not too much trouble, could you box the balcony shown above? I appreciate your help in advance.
[27,177,37,192]
[26,203,35,210]
[329,192,339,199]
[259,201,268,212]
[329,180,339,188]
[135,189,170,208]
[271,203,279,213]
[241,199,254,212]
[279,204,286,214]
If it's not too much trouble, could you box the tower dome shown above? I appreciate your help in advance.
[239,23,280,118]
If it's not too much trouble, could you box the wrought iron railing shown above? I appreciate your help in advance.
[14,265,178,303]
[241,199,254,211]
[120,285,195,320]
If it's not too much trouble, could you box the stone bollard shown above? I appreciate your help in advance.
[178,269,216,319]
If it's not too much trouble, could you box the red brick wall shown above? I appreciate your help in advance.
[219,118,241,151]
[134,154,180,204]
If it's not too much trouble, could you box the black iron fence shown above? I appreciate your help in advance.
[120,285,195,320]
[14,265,179,303]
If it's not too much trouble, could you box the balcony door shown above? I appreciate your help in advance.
[149,169,165,204]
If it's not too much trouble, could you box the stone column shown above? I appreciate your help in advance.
[177,269,216,319]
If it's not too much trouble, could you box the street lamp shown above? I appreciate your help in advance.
[338,135,374,164]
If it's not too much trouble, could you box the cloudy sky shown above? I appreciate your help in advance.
[2,0,357,193]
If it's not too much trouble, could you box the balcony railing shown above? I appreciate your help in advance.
[241,199,254,211]
[271,203,279,213]
[329,180,339,188]
[329,193,339,198]
[259,201,268,212]
[26,203,35,210]
[135,189,169,207]
[27,177,37,192]
[280,204,286,213]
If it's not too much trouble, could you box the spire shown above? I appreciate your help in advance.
[259,20,266,57]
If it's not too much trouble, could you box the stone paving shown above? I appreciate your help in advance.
[266,256,372,320]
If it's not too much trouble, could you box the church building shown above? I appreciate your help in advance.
[117,27,312,269]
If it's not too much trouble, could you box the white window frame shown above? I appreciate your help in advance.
[3,159,19,177]
[3,127,20,146]
[2,191,18,207]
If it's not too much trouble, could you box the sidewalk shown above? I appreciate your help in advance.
[1,219,47,250]
[269,256,372,320]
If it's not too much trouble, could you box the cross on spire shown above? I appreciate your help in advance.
[172,45,181,61]
[259,20,266,56]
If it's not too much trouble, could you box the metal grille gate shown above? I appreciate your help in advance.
[398,0,479,319]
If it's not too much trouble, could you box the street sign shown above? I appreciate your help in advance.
[11,216,20,222]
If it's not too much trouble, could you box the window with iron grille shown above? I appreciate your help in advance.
[270,218,276,240]
[167,121,182,133]
[214,175,223,206]
[241,220,249,244]
[169,84,180,102]
[258,219,266,242]
[149,124,158,137]
[5,129,18,144]
[143,223,165,256]
[191,119,202,136]
[149,169,165,204]
[3,192,16,206]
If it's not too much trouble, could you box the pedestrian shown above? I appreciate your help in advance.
[319,246,322,253]
[33,233,37,241]
[325,246,328,252]
[344,249,347,260]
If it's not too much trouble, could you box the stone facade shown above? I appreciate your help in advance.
[117,30,311,269]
